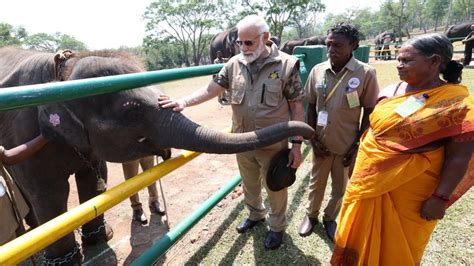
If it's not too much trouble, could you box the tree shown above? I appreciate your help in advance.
[24,32,86,52]
[426,0,450,31]
[143,0,223,66]
[241,0,325,41]
[382,0,411,41]
[289,1,326,38]
[0,23,26,47]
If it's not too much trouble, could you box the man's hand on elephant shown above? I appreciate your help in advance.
[287,145,302,168]
[158,95,187,112]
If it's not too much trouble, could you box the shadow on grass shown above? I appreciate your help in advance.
[184,145,323,264]
[184,201,246,264]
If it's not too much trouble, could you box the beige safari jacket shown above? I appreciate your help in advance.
[215,42,303,133]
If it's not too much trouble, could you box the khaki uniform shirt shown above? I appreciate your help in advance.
[215,42,303,133]
[305,57,379,155]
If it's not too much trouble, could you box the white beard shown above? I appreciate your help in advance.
[241,39,265,63]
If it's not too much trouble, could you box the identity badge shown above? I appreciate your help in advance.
[0,181,5,197]
[395,95,427,118]
[346,90,360,108]
[317,110,328,127]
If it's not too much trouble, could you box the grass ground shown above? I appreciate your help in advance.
[159,62,474,265]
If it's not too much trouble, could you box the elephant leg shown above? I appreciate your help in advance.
[75,161,113,246]
[31,175,83,265]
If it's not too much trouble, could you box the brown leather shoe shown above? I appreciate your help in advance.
[149,201,166,216]
[298,215,318,237]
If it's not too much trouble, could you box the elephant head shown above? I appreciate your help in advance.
[210,27,240,63]
[37,51,314,163]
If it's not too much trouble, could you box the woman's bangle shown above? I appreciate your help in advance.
[431,192,450,202]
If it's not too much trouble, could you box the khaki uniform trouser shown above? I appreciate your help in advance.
[306,152,348,221]
[122,156,158,210]
[236,140,288,232]
[0,178,29,245]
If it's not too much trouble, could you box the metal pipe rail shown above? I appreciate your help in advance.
[0,150,202,265]
[132,174,243,266]
[0,64,223,111]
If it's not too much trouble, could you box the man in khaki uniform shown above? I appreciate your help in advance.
[122,155,167,225]
[298,23,379,241]
[159,15,305,250]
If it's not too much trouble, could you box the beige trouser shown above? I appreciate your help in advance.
[236,140,288,232]
[306,152,348,221]
[122,156,158,210]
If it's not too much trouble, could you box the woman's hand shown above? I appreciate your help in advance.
[158,95,187,112]
[420,196,447,221]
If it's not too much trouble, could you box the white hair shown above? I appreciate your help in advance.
[236,15,269,33]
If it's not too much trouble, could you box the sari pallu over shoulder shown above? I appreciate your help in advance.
[346,84,474,205]
[331,84,474,265]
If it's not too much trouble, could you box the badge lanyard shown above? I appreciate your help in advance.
[323,70,349,105]
[317,70,348,129]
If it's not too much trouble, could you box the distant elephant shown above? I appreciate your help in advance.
[210,27,239,63]
[445,21,474,42]
[270,36,281,48]
[280,36,326,54]
[0,47,314,264]
[374,31,395,60]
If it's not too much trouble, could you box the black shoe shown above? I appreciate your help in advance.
[298,215,318,237]
[149,201,166,216]
[264,230,283,250]
[133,208,148,225]
[323,220,337,241]
[236,218,264,234]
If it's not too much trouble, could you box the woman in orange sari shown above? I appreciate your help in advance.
[331,33,474,265]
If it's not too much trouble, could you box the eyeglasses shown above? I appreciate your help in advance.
[235,33,264,47]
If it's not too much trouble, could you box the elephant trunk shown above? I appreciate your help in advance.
[157,111,314,154]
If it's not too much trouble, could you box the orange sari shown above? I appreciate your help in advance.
[331,84,474,265]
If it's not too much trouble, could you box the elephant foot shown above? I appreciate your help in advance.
[43,242,83,265]
[80,222,114,246]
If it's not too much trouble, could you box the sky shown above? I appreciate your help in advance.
[0,0,381,50]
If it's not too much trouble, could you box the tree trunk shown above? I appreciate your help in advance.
[444,0,453,31]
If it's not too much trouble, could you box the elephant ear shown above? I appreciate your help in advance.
[38,103,91,152]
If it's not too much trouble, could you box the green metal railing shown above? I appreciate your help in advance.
[132,174,243,265]
[0,64,223,111]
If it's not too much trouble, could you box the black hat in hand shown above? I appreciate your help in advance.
[266,149,297,192]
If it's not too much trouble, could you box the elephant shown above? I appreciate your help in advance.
[0,47,314,264]
[279,36,326,54]
[445,21,474,42]
[210,27,239,64]
[210,27,281,63]
[374,31,395,60]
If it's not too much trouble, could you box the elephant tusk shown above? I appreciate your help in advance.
[138,137,147,143]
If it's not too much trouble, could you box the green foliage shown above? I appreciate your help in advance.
[239,0,325,40]
[143,0,224,66]
[142,36,186,70]
[425,0,450,30]
[24,32,86,52]
[0,23,26,47]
